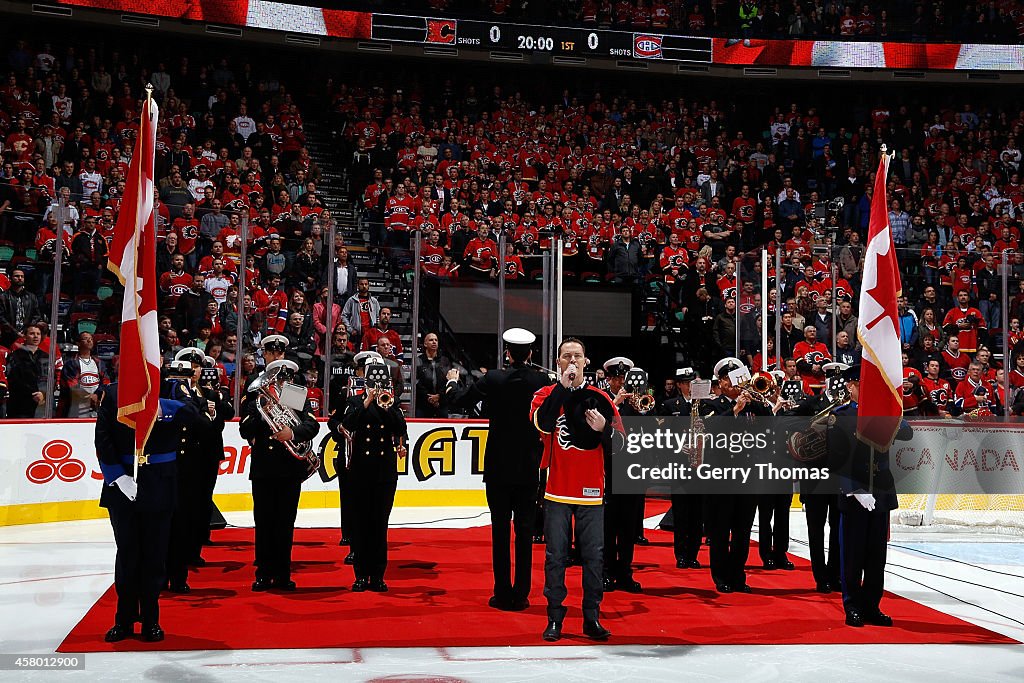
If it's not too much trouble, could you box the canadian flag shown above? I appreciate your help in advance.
[107,96,161,458]
[856,150,904,451]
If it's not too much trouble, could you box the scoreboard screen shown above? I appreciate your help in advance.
[370,14,713,62]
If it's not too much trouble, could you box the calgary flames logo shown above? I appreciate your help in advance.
[26,440,86,484]
[804,350,827,365]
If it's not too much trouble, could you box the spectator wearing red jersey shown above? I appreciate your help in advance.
[954,362,997,416]
[943,290,986,354]
[361,307,404,357]
[463,224,499,280]
[941,334,972,386]
[792,325,831,392]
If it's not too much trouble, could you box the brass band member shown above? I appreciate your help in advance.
[240,337,320,592]
[333,356,408,592]
[601,356,645,593]
[661,367,707,569]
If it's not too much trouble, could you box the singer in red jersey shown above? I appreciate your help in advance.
[531,338,621,644]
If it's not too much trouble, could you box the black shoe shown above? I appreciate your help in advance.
[864,611,894,627]
[762,559,776,570]
[583,619,611,640]
[735,584,752,593]
[676,558,688,569]
[252,578,273,592]
[616,578,642,593]
[344,551,355,565]
[635,535,650,546]
[815,582,833,594]
[488,596,512,610]
[510,597,530,611]
[542,620,562,642]
[688,560,702,569]
[352,578,369,592]
[775,559,796,570]
[273,579,297,592]
[845,610,864,627]
[716,583,733,594]
[167,582,190,594]
[369,578,388,592]
[104,624,131,642]
[602,576,616,592]
[141,624,165,642]
[339,537,351,546]
[189,557,206,567]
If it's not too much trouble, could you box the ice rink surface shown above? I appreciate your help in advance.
[2,507,1023,682]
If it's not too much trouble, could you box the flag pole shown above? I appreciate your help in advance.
[134,83,154,483]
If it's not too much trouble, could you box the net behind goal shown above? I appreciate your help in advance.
[895,495,1024,535]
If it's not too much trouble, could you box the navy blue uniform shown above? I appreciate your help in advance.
[94,381,202,631]
[827,401,913,617]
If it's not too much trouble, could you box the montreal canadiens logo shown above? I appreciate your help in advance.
[633,34,663,59]
[79,372,100,390]
[951,367,967,381]
[170,284,191,295]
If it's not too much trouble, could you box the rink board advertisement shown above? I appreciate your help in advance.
[0,419,490,526]
[2,420,1024,526]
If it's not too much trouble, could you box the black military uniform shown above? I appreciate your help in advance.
[445,328,550,610]
[239,360,320,591]
[94,377,202,642]
[660,367,707,569]
[703,358,771,593]
[827,365,913,627]
[332,359,408,592]
[166,352,233,592]
[328,350,357,550]
[601,357,647,593]
[786,364,846,592]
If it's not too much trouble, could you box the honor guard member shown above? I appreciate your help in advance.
[531,337,621,643]
[755,367,797,571]
[444,328,550,611]
[789,361,848,592]
[94,361,203,642]
[165,347,215,593]
[827,364,913,627]
[239,355,320,592]
[336,350,382,562]
[662,367,707,569]
[704,357,772,594]
[332,356,408,593]
[600,356,646,593]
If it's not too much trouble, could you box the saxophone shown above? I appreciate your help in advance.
[689,396,705,468]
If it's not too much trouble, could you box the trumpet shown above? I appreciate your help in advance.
[376,388,395,409]
[739,372,777,405]
[631,391,656,413]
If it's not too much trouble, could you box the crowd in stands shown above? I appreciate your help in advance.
[346,0,1024,43]
[1,30,1023,422]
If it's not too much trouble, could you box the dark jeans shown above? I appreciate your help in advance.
[486,482,537,603]
[803,493,840,587]
[252,477,302,581]
[757,493,792,563]
[670,493,704,562]
[544,501,603,622]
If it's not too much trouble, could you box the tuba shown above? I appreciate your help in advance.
[255,360,320,480]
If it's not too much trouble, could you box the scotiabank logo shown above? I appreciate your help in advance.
[634,35,663,58]
[26,440,86,484]
[426,19,457,44]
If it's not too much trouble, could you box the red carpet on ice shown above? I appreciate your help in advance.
[59,520,1014,652]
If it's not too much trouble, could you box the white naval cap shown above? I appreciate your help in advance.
[502,327,536,346]
[603,356,634,376]
[353,350,384,367]
[261,334,289,351]
[174,346,205,364]
[266,358,299,374]
[675,367,698,382]
[822,362,850,375]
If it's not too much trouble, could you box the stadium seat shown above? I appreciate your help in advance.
[93,333,119,360]
[0,241,14,265]
[70,313,98,337]
[45,293,73,320]
[73,294,101,314]
[96,285,114,301]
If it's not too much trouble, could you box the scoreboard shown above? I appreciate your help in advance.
[370,14,713,63]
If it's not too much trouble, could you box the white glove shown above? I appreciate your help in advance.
[113,475,138,502]
[851,492,876,511]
